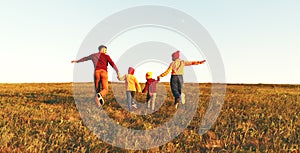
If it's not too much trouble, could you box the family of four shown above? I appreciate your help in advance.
[71,45,206,111]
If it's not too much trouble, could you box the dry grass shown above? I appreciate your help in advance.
[0,83,299,152]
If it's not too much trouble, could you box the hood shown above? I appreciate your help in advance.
[128,67,135,75]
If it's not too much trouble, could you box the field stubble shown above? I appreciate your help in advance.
[0,83,299,152]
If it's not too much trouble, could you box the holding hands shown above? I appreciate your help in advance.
[157,76,160,81]
[117,72,121,80]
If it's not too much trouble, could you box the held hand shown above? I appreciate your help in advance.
[117,72,121,81]
[71,60,77,63]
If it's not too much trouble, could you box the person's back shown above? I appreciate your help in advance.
[71,45,120,107]
[158,50,205,108]
[118,67,141,111]
[119,67,141,92]
[144,78,158,93]
[76,51,118,72]
[142,72,159,111]
[169,59,185,75]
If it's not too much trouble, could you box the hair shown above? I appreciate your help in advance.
[98,45,107,51]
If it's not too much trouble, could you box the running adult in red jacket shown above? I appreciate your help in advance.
[71,45,120,106]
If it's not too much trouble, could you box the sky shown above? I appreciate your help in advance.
[0,0,299,84]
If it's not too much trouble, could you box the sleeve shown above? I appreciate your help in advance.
[185,60,206,66]
[77,54,93,63]
[107,55,119,73]
[159,63,172,77]
[142,82,149,93]
[184,61,200,66]
[135,77,142,92]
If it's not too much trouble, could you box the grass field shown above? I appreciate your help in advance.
[0,83,299,152]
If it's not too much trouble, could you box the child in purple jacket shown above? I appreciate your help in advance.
[142,72,160,111]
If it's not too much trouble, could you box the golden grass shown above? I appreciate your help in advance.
[0,83,299,152]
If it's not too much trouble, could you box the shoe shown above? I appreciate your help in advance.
[132,100,138,109]
[97,93,104,105]
[175,103,179,109]
[95,95,101,108]
[181,93,185,104]
[132,103,138,109]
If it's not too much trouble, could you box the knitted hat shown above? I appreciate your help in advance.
[146,72,152,79]
[128,67,135,75]
[172,50,180,59]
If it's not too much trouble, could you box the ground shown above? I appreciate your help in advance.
[0,83,299,152]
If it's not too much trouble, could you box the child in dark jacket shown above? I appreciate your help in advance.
[142,72,160,111]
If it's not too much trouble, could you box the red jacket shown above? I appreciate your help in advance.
[77,52,119,72]
[142,78,159,93]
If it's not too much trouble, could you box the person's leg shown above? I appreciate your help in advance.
[98,78,102,93]
[171,75,181,104]
[170,76,176,103]
[178,75,183,96]
[177,75,185,104]
[126,91,132,111]
[151,93,157,111]
[146,93,151,109]
[131,91,137,109]
[148,93,153,109]
[131,91,136,105]
[94,70,101,93]
[99,70,108,97]
[94,70,102,107]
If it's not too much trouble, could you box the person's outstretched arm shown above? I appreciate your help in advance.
[71,54,93,63]
[158,64,172,78]
[184,60,206,66]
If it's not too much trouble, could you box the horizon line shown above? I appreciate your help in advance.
[0,81,299,85]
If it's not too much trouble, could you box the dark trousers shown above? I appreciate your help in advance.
[126,91,135,111]
[146,93,151,103]
[170,75,183,104]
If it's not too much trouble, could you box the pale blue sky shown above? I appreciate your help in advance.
[1,1,299,84]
